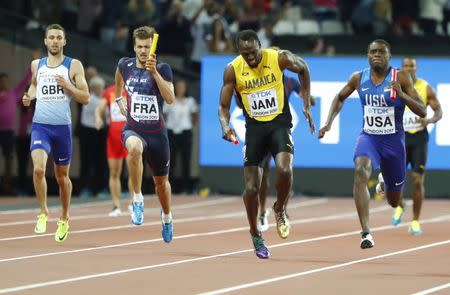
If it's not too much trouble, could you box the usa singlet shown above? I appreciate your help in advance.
[354,67,407,191]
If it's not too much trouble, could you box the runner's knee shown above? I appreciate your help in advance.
[55,174,70,186]
[33,166,45,179]
[276,166,292,179]
[411,173,424,189]
[244,185,258,198]
[127,145,142,159]
[387,196,399,208]
[354,163,370,182]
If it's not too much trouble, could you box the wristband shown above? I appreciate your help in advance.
[114,96,123,103]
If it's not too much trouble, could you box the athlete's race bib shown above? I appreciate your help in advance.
[130,94,159,121]
[363,106,395,135]
[247,88,279,117]
[110,101,127,122]
[403,108,423,132]
[39,84,67,101]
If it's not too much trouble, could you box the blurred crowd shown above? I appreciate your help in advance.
[5,0,450,65]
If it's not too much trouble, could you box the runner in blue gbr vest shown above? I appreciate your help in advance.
[22,24,90,243]
[318,40,426,249]
[114,26,175,243]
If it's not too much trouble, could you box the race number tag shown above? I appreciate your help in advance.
[363,106,396,134]
[247,88,279,117]
[39,75,67,101]
[110,101,127,122]
[403,108,423,132]
[130,94,159,121]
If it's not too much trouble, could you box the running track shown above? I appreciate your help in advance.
[0,195,449,295]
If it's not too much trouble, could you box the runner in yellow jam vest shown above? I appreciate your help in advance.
[218,29,315,259]
[390,57,442,234]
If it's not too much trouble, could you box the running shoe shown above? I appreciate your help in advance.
[392,206,404,226]
[376,172,385,197]
[408,220,422,235]
[360,232,374,249]
[252,235,270,259]
[257,209,270,232]
[272,202,290,239]
[108,207,122,217]
[161,209,173,243]
[131,201,144,225]
[34,213,48,234]
[55,220,69,243]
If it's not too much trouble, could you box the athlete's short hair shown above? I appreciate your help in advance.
[369,39,391,52]
[45,24,65,37]
[402,56,416,66]
[235,29,261,49]
[133,26,156,44]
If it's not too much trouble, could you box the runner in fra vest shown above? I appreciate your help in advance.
[114,26,174,243]
[319,40,427,249]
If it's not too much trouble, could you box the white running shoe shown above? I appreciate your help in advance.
[376,173,385,196]
[360,232,375,249]
[108,207,122,217]
[257,209,270,232]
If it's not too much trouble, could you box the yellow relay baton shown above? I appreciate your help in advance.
[146,33,159,71]
[149,33,159,55]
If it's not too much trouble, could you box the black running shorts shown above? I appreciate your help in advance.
[244,123,294,167]
[405,129,428,174]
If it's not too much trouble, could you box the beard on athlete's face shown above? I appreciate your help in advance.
[48,47,61,56]
[45,29,65,56]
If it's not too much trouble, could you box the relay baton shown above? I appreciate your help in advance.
[146,33,159,71]
[229,133,239,145]
[149,33,159,56]
[390,67,397,101]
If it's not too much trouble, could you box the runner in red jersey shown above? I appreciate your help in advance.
[96,84,131,216]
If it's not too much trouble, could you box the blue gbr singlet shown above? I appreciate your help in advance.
[118,57,173,133]
[357,67,406,136]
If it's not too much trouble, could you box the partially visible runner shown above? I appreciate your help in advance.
[387,57,442,235]
[0,67,31,195]
[23,24,90,242]
[256,75,303,232]
[115,26,175,243]
[95,84,132,217]
[219,30,314,259]
[318,39,426,249]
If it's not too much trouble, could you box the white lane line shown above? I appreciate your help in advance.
[0,198,239,227]
[1,207,447,266]
[0,220,448,295]
[0,199,329,241]
[0,201,332,261]
[0,197,237,215]
[199,240,450,295]
[411,283,450,295]
[0,200,116,215]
